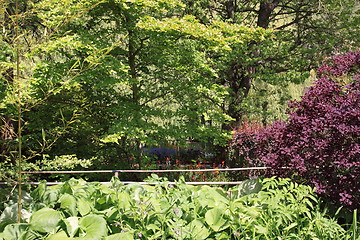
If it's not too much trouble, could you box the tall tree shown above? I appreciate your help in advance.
[2,0,358,174]
[192,0,360,125]
[1,0,270,173]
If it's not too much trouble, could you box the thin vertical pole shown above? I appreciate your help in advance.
[15,0,23,223]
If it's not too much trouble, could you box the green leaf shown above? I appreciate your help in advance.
[105,232,134,240]
[78,214,108,239]
[284,222,298,231]
[255,225,268,234]
[0,204,31,231]
[41,128,46,144]
[205,208,229,232]
[29,208,61,233]
[30,182,47,201]
[63,217,79,237]
[59,194,78,216]
[146,224,160,232]
[42,186,62,205]
[46,230,71,240]
[197,186,228,208]
[0,224,28,240]
[61,182,74,195]
[188,220,210,240]
[18,230,39,240]
[116,192,131,210]
[237,178,262,197]
[0,204,18,231]
[77,198,92,216]
[215,231,230,239]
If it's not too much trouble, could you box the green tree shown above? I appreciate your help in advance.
[0,0,109,181]
[1,0,270,176]
[190,0,360,125]
[2,0,358,177]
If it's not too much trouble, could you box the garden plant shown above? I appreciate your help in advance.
[232,51,360,209]
[0,176,358,239]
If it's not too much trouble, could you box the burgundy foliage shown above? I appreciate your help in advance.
[231,51,360,209]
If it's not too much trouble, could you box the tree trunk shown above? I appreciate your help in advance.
[220,0,279,167]
[224,0,279,128]
[257,0,280,29]
[224,0,236,21]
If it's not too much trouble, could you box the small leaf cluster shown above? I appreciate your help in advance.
[231,51,360,209]
[0,176,357,239]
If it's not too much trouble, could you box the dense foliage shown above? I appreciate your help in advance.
[1,1,359,177]
[0,0,269,175]
[232,51,360,209]
[1,2,359,237]
[0,177,358,239]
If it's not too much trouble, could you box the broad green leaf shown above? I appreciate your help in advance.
[43,187,61,206]
[158,200,171,213]
[30,182,46,201]
[46,230,70,240]
[63,217,79,237]
[0,224,28,240]
[59,194,78,216]
[78,214,108,239]
[243,206,260,218]
[237,178,262,197]
[29,208,61,233]
[116,192,131,210]
[205,208,229,232]
[61,182,73,195]
[77,198,92,216]
[105,232,134,240]
[0,204,31,230]
[197,195,216,208]
[130,185,145,202]
[197,186,228,208]
[188,220,210,240]
[0,204,18,231]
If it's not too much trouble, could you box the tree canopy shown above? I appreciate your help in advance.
[0,0,359,176]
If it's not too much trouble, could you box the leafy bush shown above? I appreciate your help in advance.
[231,51,360,209]
[0,177,358,239]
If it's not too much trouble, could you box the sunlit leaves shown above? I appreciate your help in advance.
[35,0,103,29]
[79,214,108,239]
[29,208,61,233]
[138,15,271,50]
[1,177,354,239]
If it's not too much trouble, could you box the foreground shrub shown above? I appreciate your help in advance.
[0,177,358,239]
[231,51,360,209]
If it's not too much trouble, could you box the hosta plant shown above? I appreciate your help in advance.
[0,176,358,239]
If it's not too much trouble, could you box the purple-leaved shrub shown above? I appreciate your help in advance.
[231,51,360,209]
